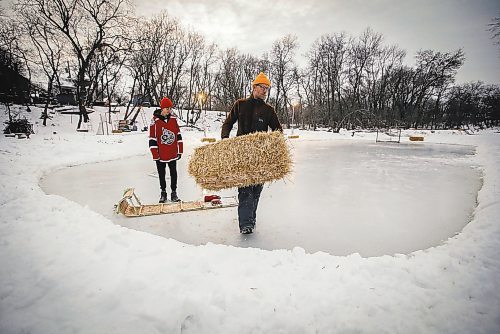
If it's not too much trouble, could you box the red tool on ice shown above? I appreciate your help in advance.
[204,195,221,202]
[204,195,225,206]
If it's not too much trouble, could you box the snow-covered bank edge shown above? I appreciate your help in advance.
[0,129,499,333]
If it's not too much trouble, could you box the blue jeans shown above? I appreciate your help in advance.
[238,184,263,230]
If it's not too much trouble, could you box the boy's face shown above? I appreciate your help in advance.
[161,107,171,116]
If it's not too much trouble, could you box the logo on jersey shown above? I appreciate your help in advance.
[161,128,175,145]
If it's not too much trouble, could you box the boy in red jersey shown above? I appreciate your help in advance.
[149,97,183,202]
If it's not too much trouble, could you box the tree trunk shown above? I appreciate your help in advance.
[42,75,55,126]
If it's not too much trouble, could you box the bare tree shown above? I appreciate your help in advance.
[183,31,206,125]
[488,14,500,48]
[15,5,67,125]
[96,46,128,114]
[16,0,133,129]
[411,49,465,127]
[346,28,383,111]
[215,48,258,110]
[197,42,220,112]
[269,34,298,125]
[185,39,220,126]
[131,12,193,108]
[363,44,405,127]
[444,81,500,128]
[0,17,32,104]
[302,44,321,129]
[87,24,135,124]
[314,33,350,129]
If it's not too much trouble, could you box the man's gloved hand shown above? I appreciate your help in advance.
[177,154,182,160]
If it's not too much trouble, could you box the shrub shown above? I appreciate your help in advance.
[3,118,34,135]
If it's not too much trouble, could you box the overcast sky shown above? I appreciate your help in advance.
[134,0,500,85]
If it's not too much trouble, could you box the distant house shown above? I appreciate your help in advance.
[0,63,31,104]
[55,76,91,106]
[55,78,77,105]
[93,100,119,112]
[56,88,76,105]
[131,94,154,107]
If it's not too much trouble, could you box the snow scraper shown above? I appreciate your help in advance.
[115,188,238,217]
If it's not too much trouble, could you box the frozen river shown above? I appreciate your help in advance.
[40,139,481,256]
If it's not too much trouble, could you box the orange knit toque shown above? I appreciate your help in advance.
[252,72,271,87]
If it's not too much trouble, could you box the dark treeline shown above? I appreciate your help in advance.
[1,0,499,130]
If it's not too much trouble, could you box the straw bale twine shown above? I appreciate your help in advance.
[188,131,292,191]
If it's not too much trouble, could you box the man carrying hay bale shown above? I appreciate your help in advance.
[220,72,283,234]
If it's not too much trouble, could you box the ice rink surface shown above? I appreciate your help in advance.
[41,140,481,256]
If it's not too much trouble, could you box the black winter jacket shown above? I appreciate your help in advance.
[221,97,282,138]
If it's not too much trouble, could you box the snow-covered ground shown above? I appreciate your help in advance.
[1,105,499,333]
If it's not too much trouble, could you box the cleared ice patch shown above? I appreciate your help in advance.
[40,140,481,256]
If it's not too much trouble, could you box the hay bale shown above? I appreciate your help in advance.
[188,131,292,191]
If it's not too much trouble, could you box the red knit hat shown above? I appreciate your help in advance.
[160,97,173,109]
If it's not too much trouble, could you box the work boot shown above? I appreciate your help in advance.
[240,226,254,234]
[171,191,180,202]
[159,191,168,203]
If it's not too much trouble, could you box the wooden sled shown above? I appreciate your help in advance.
[115,188,238,217]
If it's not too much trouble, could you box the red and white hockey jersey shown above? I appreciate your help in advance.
[149,113,183,162]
